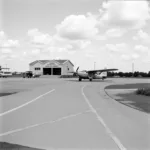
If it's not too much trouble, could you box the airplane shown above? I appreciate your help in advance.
[0,65,12,78]
[0,65,9,71]
[70,67,118,81]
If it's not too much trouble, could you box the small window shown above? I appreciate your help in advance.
[35,68,40,70]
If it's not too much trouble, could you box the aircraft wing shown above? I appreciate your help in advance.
[87,68,118,73]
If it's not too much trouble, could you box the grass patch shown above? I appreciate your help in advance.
[116,92,150,113]
[105,83,150,89]
[136,88,150,96]
[105,83,150,113]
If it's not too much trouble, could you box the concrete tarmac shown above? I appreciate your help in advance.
[0,78,149,150]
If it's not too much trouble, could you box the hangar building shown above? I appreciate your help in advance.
[29,59,74,75]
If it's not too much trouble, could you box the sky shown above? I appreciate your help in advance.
[0,0,150,72]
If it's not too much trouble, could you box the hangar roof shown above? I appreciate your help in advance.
[29,60,74,66]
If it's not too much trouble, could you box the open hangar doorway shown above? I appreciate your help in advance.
[43,68,61,75]
[53,68,61,75]
[43,68,51,75]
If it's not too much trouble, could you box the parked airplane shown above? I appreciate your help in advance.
[0,65,12,78]
[0,65,9,71]
[70,67,118,81]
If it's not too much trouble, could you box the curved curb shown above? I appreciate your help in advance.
[103,86,144,113]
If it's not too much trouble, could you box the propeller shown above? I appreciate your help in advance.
[68,67,79,76]
[76,67,79,73]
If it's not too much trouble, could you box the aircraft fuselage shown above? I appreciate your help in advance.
[77,71,106,81]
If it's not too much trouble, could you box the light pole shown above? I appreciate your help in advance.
[132,61,134,77]
[94,62,96,70]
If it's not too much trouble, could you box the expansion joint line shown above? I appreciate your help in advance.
[0,89,55,117]
[0,109,93,137]
[81,85,127,150]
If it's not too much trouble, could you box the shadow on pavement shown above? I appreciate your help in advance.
[0,142,45,150]
[0,92,18,97]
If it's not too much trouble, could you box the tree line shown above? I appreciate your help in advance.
[107,71,150,77]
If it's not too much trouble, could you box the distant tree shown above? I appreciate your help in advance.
[133,71,139,77]
[148,71,150,77]
[107,71,114,77]
[118,72,124,77]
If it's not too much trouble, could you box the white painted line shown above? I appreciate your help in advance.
[0,89,55,117]
[81,85,127,150]
[0,109,93,137]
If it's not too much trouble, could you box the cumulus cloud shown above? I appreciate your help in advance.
[132,53,140,59]
[1,39,19,48]
[134,45,149,53]
[121,53,140,61]
[100,0,150,29]
[0,31,6,41]
[28,28,53,46]
[133,30,150,44]
[31,49,41,55]
[85,53,95,58]
[0,31,19,48]
[1,48,12,54]
[0,31,20,57]
[105,28,126,38]
[105,43,127,53]
[27,28,91,53]
[1,54,18,60]
[56,14,98,40]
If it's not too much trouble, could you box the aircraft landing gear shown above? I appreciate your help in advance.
[79,78,82,81]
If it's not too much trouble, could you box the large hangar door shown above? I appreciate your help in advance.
[43,68,51,75]
[53,68,61,75]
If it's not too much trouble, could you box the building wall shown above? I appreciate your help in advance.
[29,60,74,75]
[30,62,43,75]
[62,61,74,75]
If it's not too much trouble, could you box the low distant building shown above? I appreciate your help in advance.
[29,59,74,75]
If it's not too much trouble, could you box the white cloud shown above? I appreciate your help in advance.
[0,31,6,41]
[100,0,150,29]
[132,53,140,59]
[133,30,150,43]
[53,35,91,51]
[0,31,20,59]
[1,54,18,60]
[1,39,19,48]
[0,31,20,48]
[1,48,12,54]
[28,28,53,45]
[106,28,126,37]
[85,53,95,58]
[121,53,140,61]
[56,14,98,40]
[105,43,127,53]
[134,45,149,53]
[143,59,150,63]
[31,49,41,55]
[121,54,131,61]
[27,28,91,53]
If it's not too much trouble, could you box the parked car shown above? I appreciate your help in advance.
[32,74,41,78]
[23,71,33,78]
[0,71,12,78]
